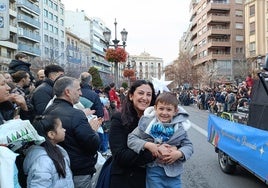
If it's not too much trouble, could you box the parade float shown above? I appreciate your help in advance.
[207,55,268,184]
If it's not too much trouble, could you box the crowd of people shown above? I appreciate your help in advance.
[178,74,253,116]
[0,52,193,188]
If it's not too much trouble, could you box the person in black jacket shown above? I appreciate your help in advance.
[80,72,104,118]
[109,80,156,188]
[31,64,64,115]
[44,76,102,188]
[8,53,35,82]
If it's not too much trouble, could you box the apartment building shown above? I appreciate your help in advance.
[39,0,65,66]
[65,10,111,85]
[0,0,40,71]
[65,29,91,77]
[90,17,112,86]
[244,0,268,71]
[0,0,16,71]
[17,0,41,58]
[189,0,245,84]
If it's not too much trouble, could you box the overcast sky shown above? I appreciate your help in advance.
[62,0,191,65]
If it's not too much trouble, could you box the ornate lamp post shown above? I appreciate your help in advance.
[103,19,128,87]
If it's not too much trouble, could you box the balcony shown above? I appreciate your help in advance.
[67,56,82,64]
[207,1,230,12]
[190,22,197,32]
[207,13,230,24]
[18,28,41,43]
[17,0,40,15]
[190,33,197,41]
[207,26,231,36]
[17,14,40,29]
[0,41,18,49]
[193,52,231,66]
[92,47,105,56]
[18,43,41,56]
[9,8,17,18]
[207,39,231,48]
[10,25,17,33]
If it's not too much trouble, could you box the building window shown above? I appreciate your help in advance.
[235,0,243,4]
[54,27,58,34]
[235,22,243,29]
[236,47,243,53]
[49,37,54,45]
[7,50,11,58]
[249,5,255,16]
[45,47,49,55]
[236,35,243,41]
[249,42,256,56]
[54,15,58,23]
[49,24,53,32]
[60,7,64,15]
[235,10,243,17]
[55,39,59,47]
[44,34,48,42]
[44,22,48,30]
[48,0,53,8]
[44,9,48,17]
[54,3,58,11]
[249,22,255,35]
[60,19,64,26]
[49,12,53,20]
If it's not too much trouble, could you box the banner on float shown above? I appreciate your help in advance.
[0,0,9,40]
[207,114,268,182]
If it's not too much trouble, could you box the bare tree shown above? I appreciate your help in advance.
[165,50,201,90]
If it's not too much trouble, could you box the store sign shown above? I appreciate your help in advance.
[0,0,9,40]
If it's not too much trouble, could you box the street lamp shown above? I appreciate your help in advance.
[257,55,262,70]
[124,56,136,86]
[103,19,128,87]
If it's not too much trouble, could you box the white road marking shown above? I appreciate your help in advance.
[190,121,208,137]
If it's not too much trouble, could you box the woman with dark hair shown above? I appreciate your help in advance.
[108,80,157,188]
[23,115,74,188]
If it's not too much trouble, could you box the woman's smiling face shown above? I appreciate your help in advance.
[129,84,153,117]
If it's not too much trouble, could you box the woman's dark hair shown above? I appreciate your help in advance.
[33,115,66,178]
[121,80,156,129]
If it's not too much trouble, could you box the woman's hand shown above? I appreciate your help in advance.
[144,142,160,157]
[9,94,28,111]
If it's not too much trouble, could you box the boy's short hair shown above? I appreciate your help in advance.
[155,92,178,107]
[15,53,27,60]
